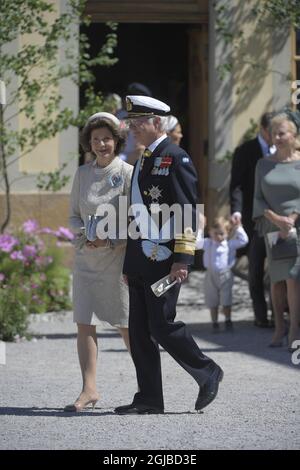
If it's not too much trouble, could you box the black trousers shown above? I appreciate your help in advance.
[248,231,269,322]
[128,276,217,410]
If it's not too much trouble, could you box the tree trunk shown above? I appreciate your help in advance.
[0,104,11,233]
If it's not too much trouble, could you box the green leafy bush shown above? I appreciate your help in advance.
[0,285,31,341]
[0,219,73,340]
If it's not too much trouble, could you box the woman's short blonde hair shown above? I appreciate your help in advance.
[271,112,300,150]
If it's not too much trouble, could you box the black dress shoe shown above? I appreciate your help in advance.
[195,366,224,412]
[114,403,164,415]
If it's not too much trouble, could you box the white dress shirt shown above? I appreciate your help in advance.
[147,134,168,153]
[257,133,276,158]
[199,226,249,272]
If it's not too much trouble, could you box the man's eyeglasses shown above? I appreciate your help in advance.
[127,117,151,128]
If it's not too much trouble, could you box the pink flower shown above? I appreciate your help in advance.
[10,250,26,262]
[55,227,74,241]
[0,234,19,253]
[0,273,5,282]
[23,219,39,234]
[23,245,37,258]
[35,256,45,267]
[40,273,46,281]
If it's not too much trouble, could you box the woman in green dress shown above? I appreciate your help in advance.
[253,110,300,351]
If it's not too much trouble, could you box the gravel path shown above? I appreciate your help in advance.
[0,271,299,450]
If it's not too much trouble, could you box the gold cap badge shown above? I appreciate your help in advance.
[126,97,133,111]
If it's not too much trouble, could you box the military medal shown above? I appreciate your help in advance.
[149,243,159,261]
[148,185,162,203]
[151,155,172,175]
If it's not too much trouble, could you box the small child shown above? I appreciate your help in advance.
[196,216,248,332]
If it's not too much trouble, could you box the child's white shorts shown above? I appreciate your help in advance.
[204,268,234,308]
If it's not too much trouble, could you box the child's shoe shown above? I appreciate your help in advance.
[225,319,234,331]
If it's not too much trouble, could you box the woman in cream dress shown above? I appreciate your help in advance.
[65,112,133,411]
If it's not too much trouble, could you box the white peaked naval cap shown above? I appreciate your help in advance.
[126,95,171,118]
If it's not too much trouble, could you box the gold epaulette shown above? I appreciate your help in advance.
[174,228,196,256]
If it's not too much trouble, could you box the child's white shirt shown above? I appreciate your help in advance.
[196,226,249,272]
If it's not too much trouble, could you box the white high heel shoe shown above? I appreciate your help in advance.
[64,393,99,412]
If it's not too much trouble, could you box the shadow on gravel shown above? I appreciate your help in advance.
[0,407,115,417]
[189,320,300,369]
[0,407,197,417]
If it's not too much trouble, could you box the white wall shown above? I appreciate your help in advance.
[208,1,292,200]
[208,1,233,195]
[2,0,79,195]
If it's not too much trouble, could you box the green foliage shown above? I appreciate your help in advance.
[214,1,299,163]
[242,118,259,142]
[219,118,258,162]
[0,286,31,341]
[0,219,73,340]
[220,150,234,162]
[36,163,71,192]
[251,0,300,28]
[0,1,118,229]
[214,0,300,81]
[217,63,234,81]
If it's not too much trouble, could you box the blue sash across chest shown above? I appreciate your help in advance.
[131,157,174,261]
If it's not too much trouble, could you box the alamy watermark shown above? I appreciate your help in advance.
[291,341,300,365]
[91,198,205,241]
[291,80,300,105]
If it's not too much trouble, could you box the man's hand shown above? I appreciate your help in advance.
[170,263,188,283]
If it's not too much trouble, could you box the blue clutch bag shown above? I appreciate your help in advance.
[86,215,102,242]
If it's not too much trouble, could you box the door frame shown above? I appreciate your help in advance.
[86,0,209,201]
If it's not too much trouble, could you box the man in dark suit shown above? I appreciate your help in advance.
[114,95,223,414]
[230,112,274,327]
